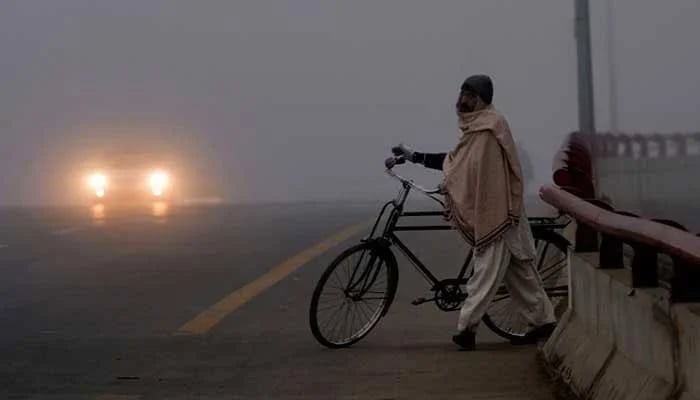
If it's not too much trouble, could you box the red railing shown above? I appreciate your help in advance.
[542,132,700,302]
[552,132,595,198]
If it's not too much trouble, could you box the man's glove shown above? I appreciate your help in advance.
[385,155,406,169]
[391,144,417,163]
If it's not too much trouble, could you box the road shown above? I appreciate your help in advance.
[0,202,558,399]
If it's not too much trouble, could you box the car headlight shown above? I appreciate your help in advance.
[87,173,108,198]
[149,170,170,196]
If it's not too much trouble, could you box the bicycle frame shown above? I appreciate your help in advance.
[362,169,570,293]
[362,174,473,288]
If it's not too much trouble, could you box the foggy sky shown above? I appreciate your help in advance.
[1,0,699,205]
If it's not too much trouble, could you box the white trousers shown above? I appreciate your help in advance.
[457,223,556,332]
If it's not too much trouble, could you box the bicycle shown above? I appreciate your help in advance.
[309,160,570,348]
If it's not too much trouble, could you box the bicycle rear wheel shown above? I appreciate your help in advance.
[309,243,397,348]
[482,231,569,341]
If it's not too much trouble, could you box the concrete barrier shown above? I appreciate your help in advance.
[541,252,700,400]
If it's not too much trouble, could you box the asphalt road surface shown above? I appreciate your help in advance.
[0,201,560,399]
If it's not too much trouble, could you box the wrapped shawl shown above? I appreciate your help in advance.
[442,105,524,250]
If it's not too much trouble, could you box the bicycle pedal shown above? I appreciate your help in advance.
[411,297,431,306]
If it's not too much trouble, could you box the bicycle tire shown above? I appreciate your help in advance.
[309,242,398,348]
[482,231,569,341]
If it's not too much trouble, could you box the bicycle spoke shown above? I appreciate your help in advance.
[349,304,360,340]
[316,302,345,313]
[354,290,386,295]
[336,301,352,340]
[355,300,371,323]
[317,298,343,308]
[539,259,565,276]
[334,307,348,341]
[500,308,514,332]
[353,303,367,334]
[317,307,344,327]
[489,300,507,317]
[318,288,344,303]
[320,302,344,332]
[489,302,510,319]
[360,297,379,319]
[331,269,345,290]
[541,262,566,283]
[319,290,343,297]
[348,304,361,340]
[358,296,389,301]
[536,242,550,270]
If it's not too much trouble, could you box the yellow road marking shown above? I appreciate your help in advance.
[175,221,370,335]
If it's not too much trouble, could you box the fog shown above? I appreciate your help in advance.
[1,0,699,205]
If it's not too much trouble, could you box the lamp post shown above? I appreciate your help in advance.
[607,0,619,133]
[574,0,596,134]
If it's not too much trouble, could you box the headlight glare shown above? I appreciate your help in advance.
[88,173,107,188]
[149,170,170,196]
[87,172,108,198]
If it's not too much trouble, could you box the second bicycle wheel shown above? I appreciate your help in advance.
[309,242,397,348]
[482,231,569,341]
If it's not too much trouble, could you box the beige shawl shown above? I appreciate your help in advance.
[442,105,524,250]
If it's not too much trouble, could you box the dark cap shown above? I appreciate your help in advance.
[460,74,494,105]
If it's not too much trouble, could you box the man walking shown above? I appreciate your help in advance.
[388,75,556,350]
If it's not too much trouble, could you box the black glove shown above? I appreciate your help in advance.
[384,155,407,169]
[391,144,417,163]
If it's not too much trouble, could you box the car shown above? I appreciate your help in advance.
[84,152,179,204]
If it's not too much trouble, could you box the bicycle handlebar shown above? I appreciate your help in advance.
[385,156,445,206]
[385,169,442,195]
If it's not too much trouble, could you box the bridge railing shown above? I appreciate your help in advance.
[594,132,700,159]
[542,132,700,302]
[590,132,700,224]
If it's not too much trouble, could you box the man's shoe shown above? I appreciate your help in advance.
[452,330,476,351]
[510,323,556,345]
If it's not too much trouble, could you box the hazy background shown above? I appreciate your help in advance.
[1,0,699,206]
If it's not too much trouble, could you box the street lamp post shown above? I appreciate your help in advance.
[607,0,619,133]
[574,0,596,134]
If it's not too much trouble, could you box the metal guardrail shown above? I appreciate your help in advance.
[594,132,700,159]
[542,132,700,302]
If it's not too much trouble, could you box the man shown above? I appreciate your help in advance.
[388,75,556,350]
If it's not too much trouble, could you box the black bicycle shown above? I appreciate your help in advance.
[309,164,570,348]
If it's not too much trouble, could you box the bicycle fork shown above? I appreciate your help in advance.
[345,250,384,300]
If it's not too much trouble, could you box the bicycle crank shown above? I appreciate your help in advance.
[411,296,436,306]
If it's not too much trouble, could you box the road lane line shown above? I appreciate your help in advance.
[0,244,8,249]
[52,226,84,236]
[175,221,370,336]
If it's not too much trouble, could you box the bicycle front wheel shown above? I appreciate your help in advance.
[482,231,569,341]
[309,243,397,348]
